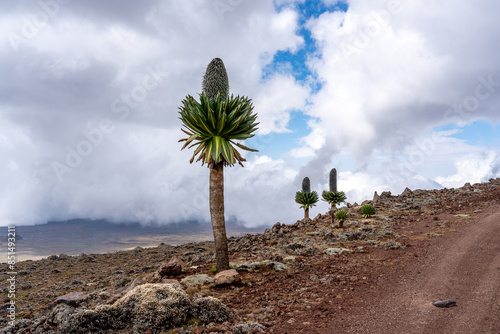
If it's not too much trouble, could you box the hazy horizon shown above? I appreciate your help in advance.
[0,217,265,262]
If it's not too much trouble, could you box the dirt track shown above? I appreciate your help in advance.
[344,206,500,334]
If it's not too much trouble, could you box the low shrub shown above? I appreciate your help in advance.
[361,204,375,218]
[335,209,349,228]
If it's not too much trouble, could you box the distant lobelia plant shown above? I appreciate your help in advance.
[322,168,347,227]
[178,58,259,272]
[295,177,319,220]
[361,204,375,218]
[335,209,349,228]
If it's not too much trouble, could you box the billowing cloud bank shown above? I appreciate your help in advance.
[0,0,499,226]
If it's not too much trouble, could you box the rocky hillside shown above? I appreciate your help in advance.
[1,178,499,333]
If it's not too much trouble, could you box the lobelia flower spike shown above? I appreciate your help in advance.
[202,57,229,101]
[329,168,337,193]
[302,177,311,193]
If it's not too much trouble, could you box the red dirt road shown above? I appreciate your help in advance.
[344,206,500,334]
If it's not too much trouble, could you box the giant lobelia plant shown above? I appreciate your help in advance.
[295,177,319,220]
[178,58,259,271]
[322,168,347,227]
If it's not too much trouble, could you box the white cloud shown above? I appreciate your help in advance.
[0,1,310,226]
[288,0,500,202]
[1,1,500,229]
[436,150,500,188]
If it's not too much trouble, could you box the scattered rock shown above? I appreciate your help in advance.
[234,261,263,271]
[232,321,266,334]
[0,319,32,334]
[214,269,241,287]
[324,248,352,256]
[55,292,90,307]
[268,261,288,271]
[402,187,413,196]
[380,191,392,200]
[379,240,406,249]
[48,303,76,325]
[284,242,318,256]
[373,191,380,202]
[158,257,183,277]
[432,299,457,308]
[181,274,214,287]
[234,260,287,272]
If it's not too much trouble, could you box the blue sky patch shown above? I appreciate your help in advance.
[435,120,500,147]
[254,1,350,160]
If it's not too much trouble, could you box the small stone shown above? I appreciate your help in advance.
[181,274,214,287]
[268,261,288,271]
[380,191,392,199]
[55,292,89,307]
[48,304,76,325]
[158,256,183,277]
[214,269,241,287]
[98,291,112,300]
[433,299,457,308]
[324,248,352,256]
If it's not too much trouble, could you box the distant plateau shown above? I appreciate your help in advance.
[0,219,264,262]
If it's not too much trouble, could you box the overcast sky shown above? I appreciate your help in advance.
[1,0,499,227]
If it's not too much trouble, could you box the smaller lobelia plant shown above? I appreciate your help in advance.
[323,191,347,227]
[322,190,347,210]
[335,209,349,228]
[322,169,347,227]
[361,204,375,218]
[322,168,345,201]
[295,177,318,220]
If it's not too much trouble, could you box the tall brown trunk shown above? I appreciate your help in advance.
[209,162,229,271]
[304,207,309,220]
[331,204,335,227]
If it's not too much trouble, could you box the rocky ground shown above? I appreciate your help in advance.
[1,178,499,333]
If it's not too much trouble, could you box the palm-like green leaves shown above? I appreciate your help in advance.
[322,190,347,208]
[361,204,375,218]
[178,92,259,168]
[295,191,319,210]
[335,209,349,223]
